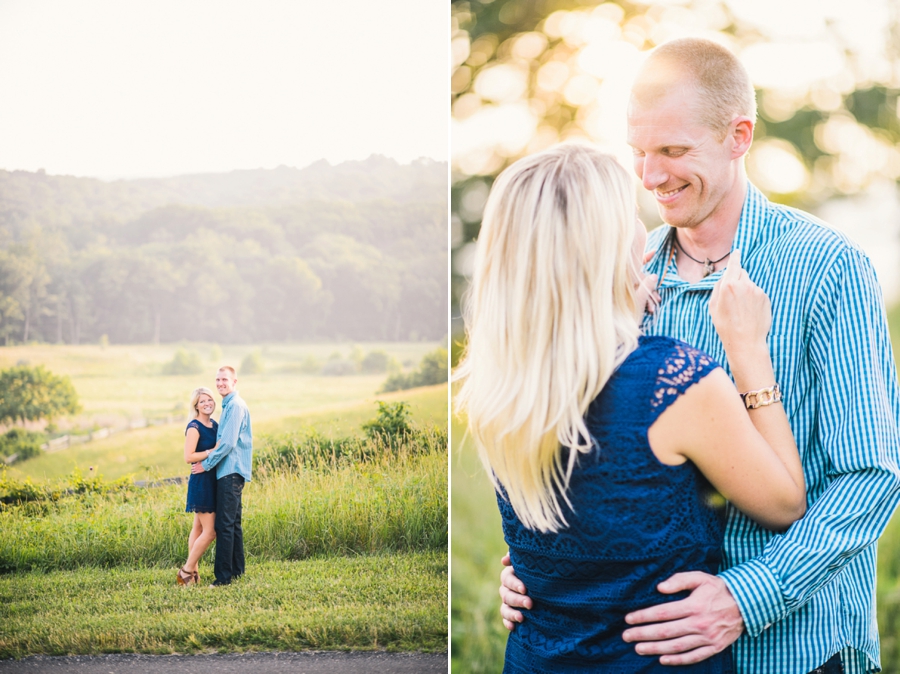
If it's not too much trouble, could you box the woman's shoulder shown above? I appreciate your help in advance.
[636,335,719,371]
[211,418,218,429]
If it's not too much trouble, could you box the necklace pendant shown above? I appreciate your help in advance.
[702,259,715,277]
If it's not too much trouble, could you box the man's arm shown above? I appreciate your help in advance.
[622,248,900,660]
[201,403,245,472]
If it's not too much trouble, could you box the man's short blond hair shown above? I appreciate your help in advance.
[218,365,237,379]
[632,38,757,135]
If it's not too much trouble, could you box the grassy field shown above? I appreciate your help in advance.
[0,342,448,658]
[0,342,437,427]
[6,384,447,483]
[0,553,447,658]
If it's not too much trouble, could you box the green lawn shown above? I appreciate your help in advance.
[0,552,447,658]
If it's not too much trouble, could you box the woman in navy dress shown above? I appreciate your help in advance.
[454,145,806,672]
[176,386,219,586]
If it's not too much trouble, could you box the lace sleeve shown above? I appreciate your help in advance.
[649,340,720,423]
[185,419,200,435]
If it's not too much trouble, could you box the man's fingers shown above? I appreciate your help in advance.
[500,600,524,625]
[624,598,694,629]
[657,571,708,595]
[502,618,516,632]
[632,632,708,656]
[500,564,527,595]
[501,553,511,567]
[499,581,533,610]
[659,645,721,666]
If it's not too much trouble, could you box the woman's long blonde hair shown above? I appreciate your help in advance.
[454,144,641,533]
[189,387,216,420]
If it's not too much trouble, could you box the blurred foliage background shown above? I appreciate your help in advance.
[0,156,447,345]
[451,0,900,672]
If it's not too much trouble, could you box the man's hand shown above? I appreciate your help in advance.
[622,572,744,665]
[499,553,532,631]
[191,462,206,474]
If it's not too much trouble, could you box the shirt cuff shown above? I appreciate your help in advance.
[719,558,787,637]
[201,455,213,472]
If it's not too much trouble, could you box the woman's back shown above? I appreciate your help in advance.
[499,336,733,673]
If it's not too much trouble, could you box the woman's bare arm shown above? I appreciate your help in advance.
[184,428,216,464]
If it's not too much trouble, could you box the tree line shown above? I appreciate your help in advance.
[0,157,448,344]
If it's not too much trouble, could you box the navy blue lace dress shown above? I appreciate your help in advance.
[185,418,218,513]
[499,336,732,673]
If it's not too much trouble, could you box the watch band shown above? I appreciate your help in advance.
[740,383,782,410]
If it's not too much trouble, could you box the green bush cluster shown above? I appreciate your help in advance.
[380,348,448,392]
[0,429,44,465]
[240,350,264,375]
[0,365,81,425]
[161,348,204,375]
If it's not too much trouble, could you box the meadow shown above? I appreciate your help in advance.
[0,343,448,658]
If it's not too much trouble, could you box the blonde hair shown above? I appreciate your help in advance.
[189,387,216,420]
[454,144,641,533]
[632,38,757,136]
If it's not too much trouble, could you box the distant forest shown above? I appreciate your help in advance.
[0,156,448,344]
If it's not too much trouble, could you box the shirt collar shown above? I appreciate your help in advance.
[221,391,236,407]
[645,181,768,289]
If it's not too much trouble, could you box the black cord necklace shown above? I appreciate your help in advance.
[672,234,731,278]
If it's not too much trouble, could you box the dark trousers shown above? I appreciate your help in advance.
[214,473,245,585]
[808,653,843,674]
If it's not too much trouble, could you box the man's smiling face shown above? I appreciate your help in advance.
[216,369,237,397]
[626,83,737,231]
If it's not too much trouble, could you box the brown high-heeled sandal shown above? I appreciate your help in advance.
[176,567,195,586]
[193,571,200,584]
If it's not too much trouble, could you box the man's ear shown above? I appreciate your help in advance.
[730,116,754,159]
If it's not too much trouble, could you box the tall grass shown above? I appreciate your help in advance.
[0,429,447,573]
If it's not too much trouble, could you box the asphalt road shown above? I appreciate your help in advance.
[0,652,448,673]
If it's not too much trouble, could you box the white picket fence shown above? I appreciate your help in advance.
[39,415,178,454]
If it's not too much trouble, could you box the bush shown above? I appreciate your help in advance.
[321,359,357,376]
[161,348,204,375]
[0,365,81,425]
[380,348,448,393]
[240,350,264,375]
[360,350,391,373]
[0,429,44,464]
[362,401,412,446]
[298,355,322,374]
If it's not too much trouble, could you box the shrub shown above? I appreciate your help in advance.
[0,365,81,424]
[161,348,204,375]
[361,350,391,373]
[320,359,357,376]
[240,350,264,375]
[0,429,44,464]
[298,355,322,374]
[380,348,448,392]
[362,401,412,446]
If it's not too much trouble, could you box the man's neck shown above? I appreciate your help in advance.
[673,180,746,283]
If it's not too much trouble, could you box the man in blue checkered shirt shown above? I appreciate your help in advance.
[498,38,900,673]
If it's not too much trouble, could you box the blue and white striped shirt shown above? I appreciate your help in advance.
[643,183,900,674]
[201,391,253,482]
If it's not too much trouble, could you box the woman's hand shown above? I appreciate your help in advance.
[635,249,660,317]
[708,250,770,368]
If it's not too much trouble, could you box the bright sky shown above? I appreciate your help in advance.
[0,0,448,179]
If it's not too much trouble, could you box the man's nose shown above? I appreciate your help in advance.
[640,155,667,192]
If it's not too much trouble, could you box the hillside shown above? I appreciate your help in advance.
[0,156,448,344]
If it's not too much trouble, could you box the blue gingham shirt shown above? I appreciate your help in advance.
[201,391,253,482]
[643,183,900,674]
